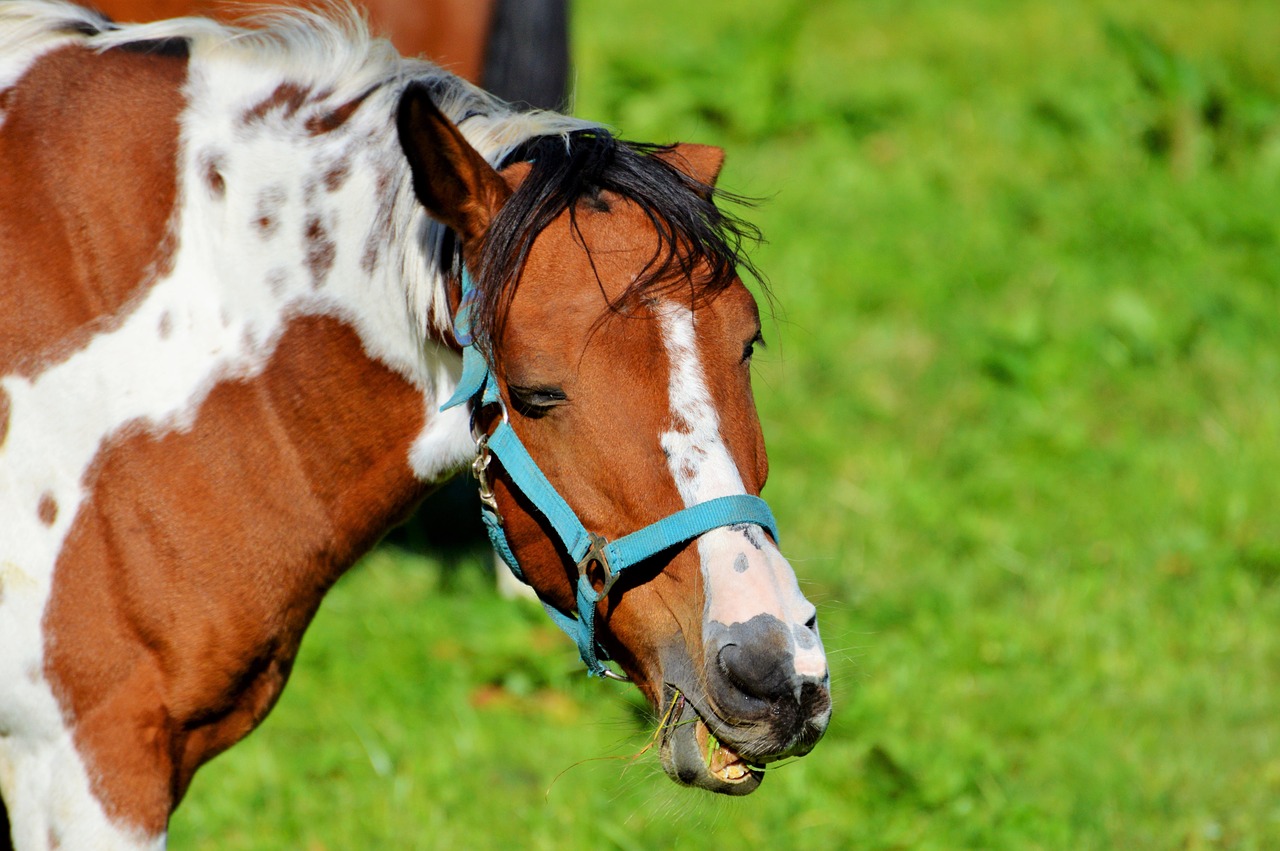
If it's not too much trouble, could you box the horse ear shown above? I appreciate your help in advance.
[396,82,510,244]
[656,143,726,189]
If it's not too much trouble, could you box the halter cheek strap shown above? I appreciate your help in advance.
[441,271,779,679]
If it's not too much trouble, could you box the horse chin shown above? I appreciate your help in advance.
[658,688,764,796]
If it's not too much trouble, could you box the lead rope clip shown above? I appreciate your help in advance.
[471,436,502,521]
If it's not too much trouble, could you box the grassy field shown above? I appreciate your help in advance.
[171,1,1280,848]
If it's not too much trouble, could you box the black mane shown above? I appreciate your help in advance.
[468,130,763,360]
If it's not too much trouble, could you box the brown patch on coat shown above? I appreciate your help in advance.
[359,236,381,275]
[322,156,351,193]
[304,215,335,288]
[302,178,320,209]
[0,45,186,378]
[239,82,308,128]
[201,151,226,198]
[253,185,286,239]
[305,88,373,136]
[38,492,58,526]
[360,165,398,274]
[43,315,431,833]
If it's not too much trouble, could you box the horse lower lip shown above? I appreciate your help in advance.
[659,691,763,795]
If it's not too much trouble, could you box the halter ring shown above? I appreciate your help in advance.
[468,396,508,445]
[471,436,501,517]
[577,532,618,598]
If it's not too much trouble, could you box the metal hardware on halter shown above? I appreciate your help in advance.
[468,387,508,518]
[471,435,501,518]
[577,531,617,597]
[599,665,630,682]
[575,533,630,681]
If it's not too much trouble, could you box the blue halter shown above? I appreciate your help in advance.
[441,271,779,678]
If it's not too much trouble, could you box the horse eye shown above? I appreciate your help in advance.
[508,384,569,418]
[742,331,765,363]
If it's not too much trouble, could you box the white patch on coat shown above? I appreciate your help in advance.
[656,303,827,680]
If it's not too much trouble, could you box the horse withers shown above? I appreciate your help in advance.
[0,4,830,848]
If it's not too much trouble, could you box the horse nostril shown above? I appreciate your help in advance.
[717,641,793,704]
[711,612,812,706]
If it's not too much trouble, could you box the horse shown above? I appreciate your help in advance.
[86,0,570,110]
[0,3,831,848]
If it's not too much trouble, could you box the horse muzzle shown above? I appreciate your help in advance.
[657,613,832,794]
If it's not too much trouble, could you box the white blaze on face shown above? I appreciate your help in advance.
[656,302,827,680]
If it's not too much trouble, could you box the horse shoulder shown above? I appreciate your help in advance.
[38,313,431,829]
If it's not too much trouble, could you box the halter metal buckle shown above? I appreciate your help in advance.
[472,436,502,520]
[576,532,631,682]
[469,392,507,522]
[577,532,618,598]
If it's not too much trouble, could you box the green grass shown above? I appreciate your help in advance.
[171,1,1280,847]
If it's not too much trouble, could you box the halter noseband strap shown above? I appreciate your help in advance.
[441,271,779,679]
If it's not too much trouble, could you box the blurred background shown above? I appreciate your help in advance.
[170,0,1280,847]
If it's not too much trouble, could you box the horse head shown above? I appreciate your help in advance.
[397,83,830,794]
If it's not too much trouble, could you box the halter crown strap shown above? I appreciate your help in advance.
[441,272,492,411]
[441,269,780,678]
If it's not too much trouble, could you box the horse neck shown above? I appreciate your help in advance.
[42,63,479,571]
[167,67,475,484]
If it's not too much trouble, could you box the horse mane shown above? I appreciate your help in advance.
[473,133,764,363]
[2,1,593,159]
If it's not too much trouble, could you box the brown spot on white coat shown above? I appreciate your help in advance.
[239,82,308,128]
[304,215,336,288]
[201,151,226,198]
[38,492,58,526]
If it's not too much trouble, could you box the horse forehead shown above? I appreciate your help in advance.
[512,211,755,339]
[517,197,659,302]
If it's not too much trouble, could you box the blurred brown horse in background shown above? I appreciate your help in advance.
[90,0,570,109]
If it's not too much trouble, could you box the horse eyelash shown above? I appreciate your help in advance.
[508,384,569,418]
